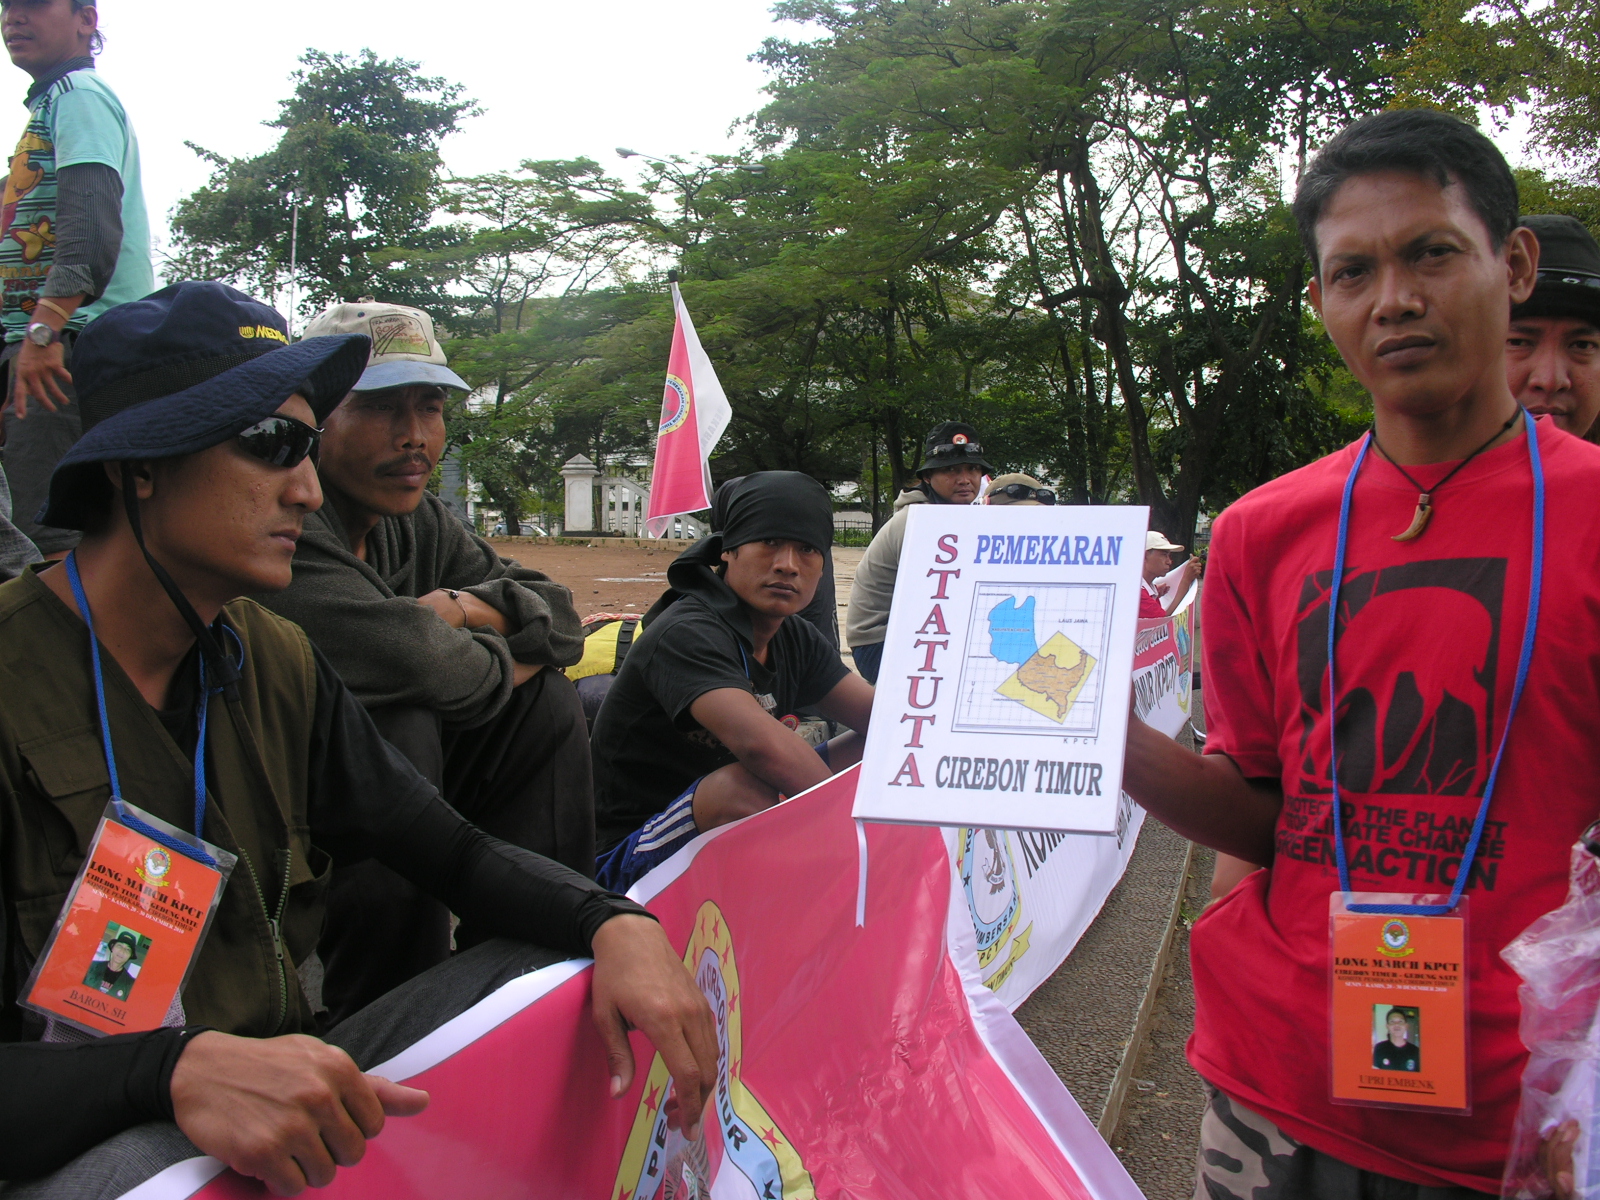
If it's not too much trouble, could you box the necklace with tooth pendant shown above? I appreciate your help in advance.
[1369,409,1521,541]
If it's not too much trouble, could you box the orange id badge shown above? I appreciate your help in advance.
[21,802,235,1037]
[1329,893,1469,1114]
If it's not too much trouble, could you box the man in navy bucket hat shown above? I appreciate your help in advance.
[0,282,718,1195]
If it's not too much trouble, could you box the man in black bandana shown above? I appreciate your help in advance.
[591,472,875,892]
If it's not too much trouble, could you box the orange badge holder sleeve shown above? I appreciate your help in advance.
[21,802,235,1038]
[1329,892,1469,1114]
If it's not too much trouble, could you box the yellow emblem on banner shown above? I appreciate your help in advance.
[612,901,814,1200]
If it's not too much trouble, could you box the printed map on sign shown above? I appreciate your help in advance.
[953,583,1112,737]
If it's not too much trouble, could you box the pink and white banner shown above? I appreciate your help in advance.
[134,768,1142,1200]
[646,283,732,538]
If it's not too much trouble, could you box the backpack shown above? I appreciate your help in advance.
[570,613,644,731]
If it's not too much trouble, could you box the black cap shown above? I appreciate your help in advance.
[917,421,994,474]
[1513,215,1600,327]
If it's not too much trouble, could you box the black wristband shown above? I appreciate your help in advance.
[153,1025,214,1121]
[578,893,657,950]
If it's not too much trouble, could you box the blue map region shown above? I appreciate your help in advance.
[987,595,1039,664]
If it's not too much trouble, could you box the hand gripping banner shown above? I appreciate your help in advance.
[134,768,1144,1200]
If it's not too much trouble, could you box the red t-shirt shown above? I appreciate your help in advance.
[1189,417,1600,1191]
[1139,582,1166,619]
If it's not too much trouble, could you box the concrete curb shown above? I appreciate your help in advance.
[1013,819,1196,1129]
[1096,838,1196,1138]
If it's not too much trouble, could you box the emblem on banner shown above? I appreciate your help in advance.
[659,375,693,435]
[612,901,814,1200]
[958,829,1033,991]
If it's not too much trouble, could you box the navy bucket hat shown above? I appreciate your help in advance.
[40,281,370,530]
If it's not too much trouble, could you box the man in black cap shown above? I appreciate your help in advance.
[1507,214,1600,438]
[846,421,993,683]
[590,471,875,893]
[0,282,717,1194]
[83,929,142,1001]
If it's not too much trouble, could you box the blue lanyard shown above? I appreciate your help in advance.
[65,551,220,868]
[1327,409,1543,916]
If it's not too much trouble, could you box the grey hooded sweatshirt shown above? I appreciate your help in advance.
[258,491,583,729]
[845,486,938,649]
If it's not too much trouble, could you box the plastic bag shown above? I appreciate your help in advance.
[1502,822,1600,1199]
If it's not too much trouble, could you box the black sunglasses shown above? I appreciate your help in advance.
[237,415,321,468]
[993,482,1056,505]
[932,441,985,457]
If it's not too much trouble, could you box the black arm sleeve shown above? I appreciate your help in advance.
[0,1027,192,1179]
[304,648,651,954]
[43,162,123,301]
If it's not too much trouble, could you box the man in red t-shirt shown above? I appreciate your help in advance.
[1142,530,1198,618]
[1123,108,1600,1197]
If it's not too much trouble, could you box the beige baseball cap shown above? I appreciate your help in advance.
[301,300,469,393]
[1146,530,1184,553]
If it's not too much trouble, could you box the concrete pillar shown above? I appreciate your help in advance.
[561,455,599,533]
[437,449,472,529]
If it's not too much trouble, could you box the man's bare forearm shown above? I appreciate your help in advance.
[1123,718,1280,865]
[740,735,833,798]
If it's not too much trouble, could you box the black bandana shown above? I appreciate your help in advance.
[644,471,834,638]
[715,471,833,553]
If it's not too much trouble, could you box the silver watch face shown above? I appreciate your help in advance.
[25,323,53,347]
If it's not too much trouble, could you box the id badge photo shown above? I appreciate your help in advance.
[1328,892,1469,1114]
[21,801,235,1038]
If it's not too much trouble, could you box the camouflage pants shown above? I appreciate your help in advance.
[1194,1086,1495,1200]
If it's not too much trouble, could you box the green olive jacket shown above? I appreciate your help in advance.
[0,571,324,1039]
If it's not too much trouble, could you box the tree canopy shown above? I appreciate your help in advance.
[167,4,1600,537]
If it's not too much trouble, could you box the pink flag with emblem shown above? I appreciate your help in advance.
[646,282,732,538]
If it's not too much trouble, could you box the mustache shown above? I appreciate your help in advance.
[378,453,434,475]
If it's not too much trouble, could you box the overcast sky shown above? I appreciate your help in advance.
[40,2,1539,279]
[73,0,803,266]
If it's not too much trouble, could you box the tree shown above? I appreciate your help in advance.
[752,0,1420,538]
[166,49,477,316]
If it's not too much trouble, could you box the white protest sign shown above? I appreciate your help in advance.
[852,504,1149,833]
[954,599,1197,1008]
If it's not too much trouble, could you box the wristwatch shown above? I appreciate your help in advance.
[24,321,58,348]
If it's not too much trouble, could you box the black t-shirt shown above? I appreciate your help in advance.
[591,594,849,850]
[1373,1038,1420,1072]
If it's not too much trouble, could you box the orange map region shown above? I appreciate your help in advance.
[1015,651,1087,718]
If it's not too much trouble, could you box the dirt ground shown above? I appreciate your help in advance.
[486,540,680,616]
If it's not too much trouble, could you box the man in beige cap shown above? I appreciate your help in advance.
[983,472,1055,506]
[1141,529,1199,618]
[257,301,592,1024]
